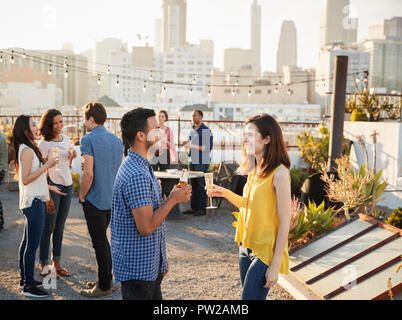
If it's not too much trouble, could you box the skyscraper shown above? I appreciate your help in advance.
[162,0,187,52]
[320,0,358,48]
[276,20,298,72]
[250,0,261,73]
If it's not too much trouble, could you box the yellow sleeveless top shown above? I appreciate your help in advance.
[235,164,289,275]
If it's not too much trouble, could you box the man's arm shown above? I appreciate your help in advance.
[132,185,191,236]
[79,154,94,202]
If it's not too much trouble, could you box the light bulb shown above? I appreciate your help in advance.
[149,71,153,80]
[207,85,211,97]
[97,74,101,85]
[0,52,3,63]
[274,87,278,94]
[189,86,193,94]
[192,75,196,85]
[64,58,68,68]
[64,69,69,79]
[22,51,26,59]
[48,64,52,75]
[143,81,147,92]
[10,51,15,64]
[231,88,235,96]
[248,86,252,97]
[107,65,110,74]
[116,75,120,87]
[162,86,166,94]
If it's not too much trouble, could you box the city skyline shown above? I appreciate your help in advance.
[0,0,401,72]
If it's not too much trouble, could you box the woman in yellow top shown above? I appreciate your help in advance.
[207,114,291,300]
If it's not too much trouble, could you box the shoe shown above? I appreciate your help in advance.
[80,284,112,298]
[22,285,48,298]
[85,280,114,290]
[19,280,43,290]
[194,210,206,216]
[182,209,195,214]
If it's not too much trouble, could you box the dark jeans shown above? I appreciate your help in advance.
[238,246,269,300]
[0,200,4,231]
[82,200,112,291]
[19,198,46,286]
[39,184,73,265]
[189,163,209,213]
[121,272,163,300]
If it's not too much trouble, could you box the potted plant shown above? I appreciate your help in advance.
[297,126,350,209]
[321,155,387,220]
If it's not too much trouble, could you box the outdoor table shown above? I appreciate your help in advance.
[154,170,205,220]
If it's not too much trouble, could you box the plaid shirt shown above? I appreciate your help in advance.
[111,150,167,282]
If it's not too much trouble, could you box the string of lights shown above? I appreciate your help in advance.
[0,48,368,96]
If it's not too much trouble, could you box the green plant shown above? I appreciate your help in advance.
[290,167,309,196]
[321,156,387,220]
[385,208,402,229]
[381,98,401,120]
[350,110,367,121]
[346,81,386,121]
[289,200,337,242]
[297,126,350,172]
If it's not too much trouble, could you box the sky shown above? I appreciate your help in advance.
[1,0,401,72]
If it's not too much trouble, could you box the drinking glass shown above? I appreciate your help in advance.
[52,147,60,171]
[204,173,217,209]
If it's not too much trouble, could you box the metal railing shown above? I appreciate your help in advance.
[324,92,402,120]
[0,115,320,150]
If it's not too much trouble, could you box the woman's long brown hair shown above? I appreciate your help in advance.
[13,115,45,181]
[38,108,62,141]
[236,114,290,178]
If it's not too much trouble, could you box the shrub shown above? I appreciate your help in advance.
[289,200,337,242]
[297,126,350,172]
[386,208,402,229]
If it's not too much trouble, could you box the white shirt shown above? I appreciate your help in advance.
[18,144,49,210]
[38,135,73,186]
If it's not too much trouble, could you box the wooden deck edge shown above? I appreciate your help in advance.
[278,273,322,300]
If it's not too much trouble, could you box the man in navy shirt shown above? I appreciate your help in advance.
[111,107,191,300]
[182,110,213,216]
[79,102,123,298]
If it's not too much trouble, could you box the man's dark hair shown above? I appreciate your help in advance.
[120,107,156,147]
[193,109,203,118]
[84,102,107,125]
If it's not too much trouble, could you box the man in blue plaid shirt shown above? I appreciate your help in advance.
[111,108,191,300]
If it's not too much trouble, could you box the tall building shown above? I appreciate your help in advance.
[315,45,370,110]
[250,0,261,73]
[276,20,298,72]
[224,48,254,74]
[162,0,187,52]
[368,17,402,41]
[154,18,163,53]
[361,40,402,92]
[156,43,213,104]
[320,0,358,48]
[95,38,128,97]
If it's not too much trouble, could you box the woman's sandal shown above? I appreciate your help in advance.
[56,268,71,277]
[40,266,60,279]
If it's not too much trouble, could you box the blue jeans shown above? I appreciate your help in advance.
[189,163,209,213]
[39,184,73,265]
[19,198,46,286]
[238,246,269,300]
